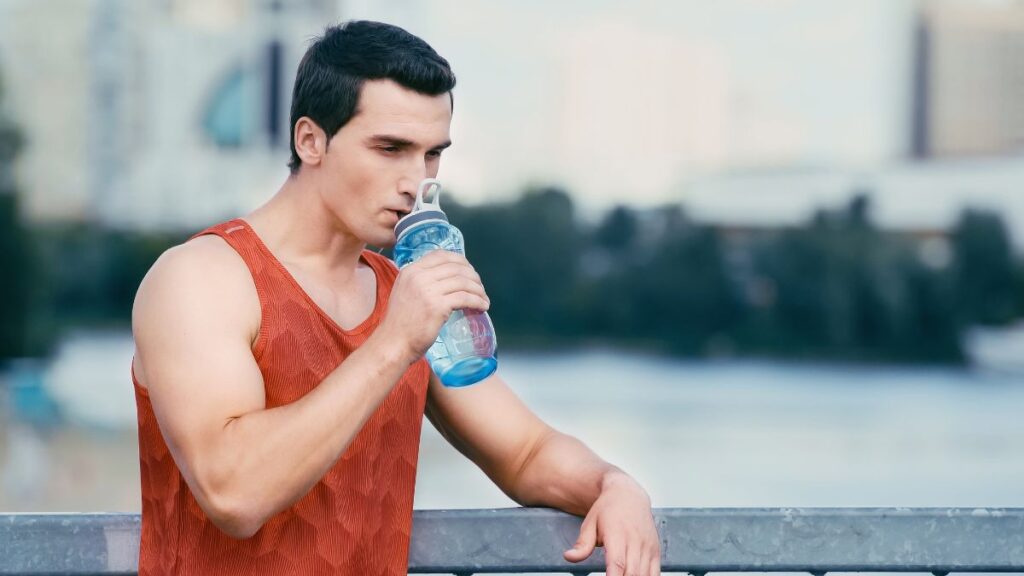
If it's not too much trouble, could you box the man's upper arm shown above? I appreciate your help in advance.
[424,371,555,496]
[132,236,266,502]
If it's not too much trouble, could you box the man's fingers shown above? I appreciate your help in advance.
[413,250,470,269]
[637,545,650,576]
[433,277,488,302]
[563,517,598,563]
[442,292,490,314]
[649,552,662,576]
[433,276,490,311]
[407,263,482,289]
[604,547,627,576]
[419,260,481,281]
[626,537,644,576]
[649,534,662,576]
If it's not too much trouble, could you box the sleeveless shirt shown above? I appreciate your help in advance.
[133,218,431,575]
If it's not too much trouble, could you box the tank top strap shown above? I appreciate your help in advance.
[190,218,288,360]
[191,219,398,288]
[189,218,283,290]
[191,217,266,256]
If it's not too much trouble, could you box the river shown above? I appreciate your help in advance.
[1,332,1022,513]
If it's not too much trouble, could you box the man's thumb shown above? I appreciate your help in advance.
[563,519,597,563]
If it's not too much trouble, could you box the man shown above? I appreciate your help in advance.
[132,20,660,576]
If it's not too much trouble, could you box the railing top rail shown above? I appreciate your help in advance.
[2,508,1023,574]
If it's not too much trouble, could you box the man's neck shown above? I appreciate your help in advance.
[244,175,368,280]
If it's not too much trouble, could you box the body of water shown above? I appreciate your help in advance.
[1,331,1022,512]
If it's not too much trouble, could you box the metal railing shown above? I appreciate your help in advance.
[2,508,1023,574]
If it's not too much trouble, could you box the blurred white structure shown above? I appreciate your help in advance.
[343,0,918,206]
[912,0,1024,158]
[1,0,1022,238]
[0,0,94,221]
[0,0,335,228]
[682,156,1024,251]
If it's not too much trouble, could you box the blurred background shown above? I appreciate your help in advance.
[0,0,1023,514]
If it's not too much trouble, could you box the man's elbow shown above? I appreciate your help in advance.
[502,427,561,505]
[200,486,265,539]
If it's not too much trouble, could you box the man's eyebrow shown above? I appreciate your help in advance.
[367,135,452,150]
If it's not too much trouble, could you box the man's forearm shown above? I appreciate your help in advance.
[510,431,635,517]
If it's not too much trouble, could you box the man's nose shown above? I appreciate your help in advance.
[398,162,429,196]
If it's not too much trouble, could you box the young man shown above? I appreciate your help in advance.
[132,20,660,576]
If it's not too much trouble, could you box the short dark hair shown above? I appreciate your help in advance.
[287,20,456,173]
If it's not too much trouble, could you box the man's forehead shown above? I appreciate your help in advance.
[354,79,452,123]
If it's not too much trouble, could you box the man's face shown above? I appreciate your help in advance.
[317,79,453,248]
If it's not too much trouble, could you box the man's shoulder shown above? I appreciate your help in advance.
[133,234,259,333]
[151,234,250,287]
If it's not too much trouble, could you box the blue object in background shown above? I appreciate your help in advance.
[393,179,498,387]
[2,359,61,428]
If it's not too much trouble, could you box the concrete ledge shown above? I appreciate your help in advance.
[2,508,1023,574]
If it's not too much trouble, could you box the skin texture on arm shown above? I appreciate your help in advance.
[132,238,488,539]
[426,372,662,576]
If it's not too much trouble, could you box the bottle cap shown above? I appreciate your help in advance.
[395,178,449,240]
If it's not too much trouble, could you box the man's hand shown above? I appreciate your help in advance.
[563,472,661,576]
[378,250,489,364]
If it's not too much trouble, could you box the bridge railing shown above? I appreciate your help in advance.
[2,508,1023,574]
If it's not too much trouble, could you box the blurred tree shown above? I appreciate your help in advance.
[742,193,964,362]
[0,68,34,362]
[446,188,978,363]
[594,205,637,253]
[33,224,186,329]
[449,187,583,345]
[952,209,1018,326]
[631,217,738,354]
[18,173,1000,365]
[577,204,738,354]
[1016,259,1024,319]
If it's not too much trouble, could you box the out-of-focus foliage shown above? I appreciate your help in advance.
[1,53,1020,365]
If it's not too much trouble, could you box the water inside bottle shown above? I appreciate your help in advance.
[426,309,498,387]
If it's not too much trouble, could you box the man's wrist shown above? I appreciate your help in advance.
[365,326,419,369]
[600,468,649,502]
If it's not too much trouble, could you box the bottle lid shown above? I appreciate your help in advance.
[395,178,449,240]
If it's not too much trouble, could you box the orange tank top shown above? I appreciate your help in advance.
[132,218,431,575]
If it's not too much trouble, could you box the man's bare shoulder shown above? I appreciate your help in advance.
[133,234,260,347]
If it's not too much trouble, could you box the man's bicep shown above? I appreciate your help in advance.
[133,245,265,482]
[425,371,554,486]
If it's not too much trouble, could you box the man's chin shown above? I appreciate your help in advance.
[370,234,397,250]
[350,227,396,250]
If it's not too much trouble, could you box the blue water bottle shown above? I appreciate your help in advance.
[392,178,498,387]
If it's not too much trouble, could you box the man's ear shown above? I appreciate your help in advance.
[294,117,328,169]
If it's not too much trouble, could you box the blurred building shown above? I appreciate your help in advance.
[912,0,1024,158]
[555,20,731,204]
[681,156,1024,253]
[0,0,336,229]
[5,0,1022,228]
[0,0,93,220]
[338,0,917,207]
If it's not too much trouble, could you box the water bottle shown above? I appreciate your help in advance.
[392,178,498,387]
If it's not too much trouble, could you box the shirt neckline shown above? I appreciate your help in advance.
[234,218,387,337]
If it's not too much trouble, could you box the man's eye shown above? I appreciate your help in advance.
[379,146,400,154]
[426,150,442,159]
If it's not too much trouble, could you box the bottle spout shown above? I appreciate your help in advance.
[415,178,443,212]
[395,178,449,240]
